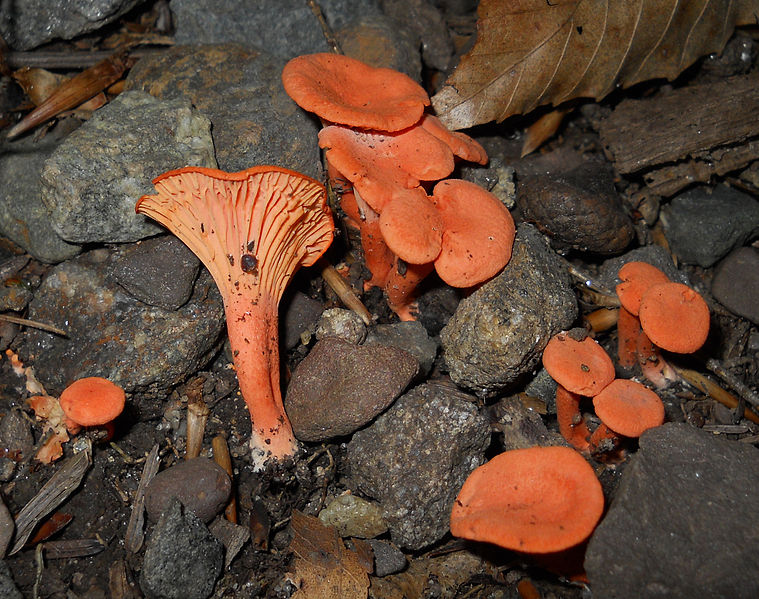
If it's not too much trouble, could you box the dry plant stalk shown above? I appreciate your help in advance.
[212,435,237,524]
[186,398,210,459]
[672,365,759,426]
[320,260,372,325]
[125,443,160,553]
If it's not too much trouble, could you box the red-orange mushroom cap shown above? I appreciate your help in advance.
[318,124,454,212]
[431,179,515,287]
[379,187,443,265]
[136,165,334,470]
[59,376,125,428]
[638,282,710,353]
[616,262,670,316]
[592,379,665,437]
[450,446,604,553]
[282,53,430,132]
[419,114,488,165]
[542,332,615,396]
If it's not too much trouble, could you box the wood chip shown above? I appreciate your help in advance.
[125,443,160,553]
[209,516,250,568]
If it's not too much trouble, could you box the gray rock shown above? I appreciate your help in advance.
[711,246,759,325]
[0,410,34,465]
[113,236,200,310]
[585,423,759,599]
[490,397,565,451]
[0,256,34,312]
[441,224,578,396]
[368,539,407,577]
[316,308,367,344]
[145,458,231,524]
[281,291,323,350]
[364,321,438,377]
[125,44,321,177]
[140,498,224,599]
[0,142,81,262]
[16,249,224,396]
[0,0,144,50]
[661,185,759,267]
[380,0,453,71]
[40,91,216,244]
[0,560,22,599]
[347,381,490,550]
[286,337,418,441]
[598,244,688,291]
[318,494,388,538]
[0,497,12,559]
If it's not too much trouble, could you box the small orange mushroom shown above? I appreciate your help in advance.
[137,166,334,470]
[418,114,488,165]
[59,376,126,434]
[282,52,430,132]
[450,446,604,553]
[639,282,710,354]
[542,331,615,451]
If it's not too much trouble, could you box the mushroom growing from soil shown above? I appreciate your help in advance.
[450,446,604,553]
[542,331,616,451]
[137,165,334,470]
[59,376,126,434]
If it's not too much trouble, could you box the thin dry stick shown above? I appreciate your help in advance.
[125,444,160,553]
[0,314,67,336]
[306,0,342,54]
[185,398,209,459]
[320,260,372,325]
[212,436,238,524]
[706,358,759,411]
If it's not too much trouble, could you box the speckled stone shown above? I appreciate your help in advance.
[711,246,759,324]
[318,494,388,538]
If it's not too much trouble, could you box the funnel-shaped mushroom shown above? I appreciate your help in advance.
[137,166,334,470]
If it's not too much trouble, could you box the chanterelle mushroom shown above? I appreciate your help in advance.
[137,166,334,470]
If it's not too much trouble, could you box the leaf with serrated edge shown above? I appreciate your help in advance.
[432,0,758,130]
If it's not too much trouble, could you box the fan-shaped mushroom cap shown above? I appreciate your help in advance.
[282,53,430,131]
[592,379,664,437]
[638,282,710,353]
[419,114,488,165]
[542,332,615,396]
[379,187,442,265]
[319,124,454,212]
[59,377,125,427]
[431,179,515,287]
[616,262,670,316]
[450,446,604,553]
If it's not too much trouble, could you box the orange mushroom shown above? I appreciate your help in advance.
[281,53,430,132]
[59,376,126,434]
[589,378,665,455]
[639,282,710,354]
[450,446,604,553]
[542,331,616,451]
[137,166,334,470]
[418,114,488,165]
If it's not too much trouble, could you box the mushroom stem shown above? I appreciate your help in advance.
[636,329,677,389]
[617,305,640,369]
[588,422,621,456]
[225,293,297,469]
[555,384,591,452]
[384,259,434,321]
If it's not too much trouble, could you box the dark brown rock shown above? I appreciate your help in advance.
[711,246,759,324]
[517,162,634,254]
[145,458,231,523]
[285,337,418,441]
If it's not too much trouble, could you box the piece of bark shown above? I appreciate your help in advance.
[600,74,759,174]
[125,443,160,553]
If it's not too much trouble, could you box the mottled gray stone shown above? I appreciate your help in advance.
[368,539,407,577]
[711,246,759,324]
[17,249,224,396]
[140,498,223,599]
[490,397,565,452]
[662,185,759,267]
[598,244,689,291]
[145,458,231,523]
[585,423,759,599]
[125,44,321,176]
[113,236,200,310]
[316,308,367,344]
[281,291,323,350]
[364,321,438,377]
[286,337,418,441]
[0,560,21,599]
[318,494,388,539]
[441,224,578,396]
[170,0,381,58]
[0,142,81,262]
[380,0,453,71]
[40,91,216,244]
[0,0,144,50]
[0,497,12,559]
[347,381,490,550]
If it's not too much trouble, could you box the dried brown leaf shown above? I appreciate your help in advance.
[432,0,759,129]
[288,510,369,599]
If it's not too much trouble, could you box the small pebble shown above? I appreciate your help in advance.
[318,493,388,539]
[711,246,759,325]
[315,308,367,344]
[364,321,438,377]
[145,457,231,523]
[368,539,407,577]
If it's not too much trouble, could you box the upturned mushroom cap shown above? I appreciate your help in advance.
[419,114,488,165]
[318,124,455,212]
[616,262,670,316]
[379,187,443,265]
[450,446,604,553]
[431,179,515,287]
[592,379,664,437]
[638,282,710,353]
[543,332,615,396]
[59,377,125,427]
[282,53,430,131]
